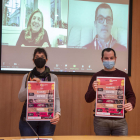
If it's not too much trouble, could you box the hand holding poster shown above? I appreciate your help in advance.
[95,77,125,118]
[26,81,55,121]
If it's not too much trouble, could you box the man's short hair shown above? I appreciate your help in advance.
[102,48,116,58]
[95,3,113,21]
[33,48,48,59]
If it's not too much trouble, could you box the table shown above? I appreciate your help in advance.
[1,136,140,140]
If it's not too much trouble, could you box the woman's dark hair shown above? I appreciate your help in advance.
[33,48,47,59]
[102,48,116,58]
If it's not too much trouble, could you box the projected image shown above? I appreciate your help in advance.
[16,9,51,47]
[2,0,68,48]
[1,0,131,74]
[68,0,129,51]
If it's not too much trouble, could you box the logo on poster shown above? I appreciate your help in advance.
[51,84,54,90]
[28,83,31,89]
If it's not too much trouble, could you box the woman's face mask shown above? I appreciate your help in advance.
[34,57,46,68]
[34,52,47,68]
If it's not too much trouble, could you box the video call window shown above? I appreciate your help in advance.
[2,0,68,47]
[68,0,129,50]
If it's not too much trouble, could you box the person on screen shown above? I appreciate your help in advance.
[84,3,126,51]
[16,9,51,47]
[18,48,60,136]
[85,48,136,135]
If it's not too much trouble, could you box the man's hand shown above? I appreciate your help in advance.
[92,81,98,92]
[123,103,133,111]
[30,77,41,83]
[42,42,49,47]
[50,113,60,125]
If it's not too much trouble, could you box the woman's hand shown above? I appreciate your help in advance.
[30,77,41,82]
[50,112,60,125]
[42,42,49,47]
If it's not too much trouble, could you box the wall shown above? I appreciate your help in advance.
[0,0,140,137]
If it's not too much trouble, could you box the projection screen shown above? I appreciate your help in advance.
[0,0,132,75]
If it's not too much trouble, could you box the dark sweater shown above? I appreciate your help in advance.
[85,69,136,110]
[16,29,51,47]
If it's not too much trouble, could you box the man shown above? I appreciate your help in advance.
[85,48,136,135]
[84,3,126,51]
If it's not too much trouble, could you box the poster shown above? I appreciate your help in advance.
[95,77,125,118]
[26,81,55,121]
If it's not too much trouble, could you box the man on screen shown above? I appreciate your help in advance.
[85,48,136,135]
[84,3,126,51]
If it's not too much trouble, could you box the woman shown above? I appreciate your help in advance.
[18,48,60,136]
[16,9,51,47]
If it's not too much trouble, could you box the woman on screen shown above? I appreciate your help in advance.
[16,9,51,47]
[18,48,60,136]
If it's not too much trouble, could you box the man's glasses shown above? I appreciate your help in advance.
[96,16,113,25]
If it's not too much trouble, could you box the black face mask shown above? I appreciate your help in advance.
[34,58,46,68]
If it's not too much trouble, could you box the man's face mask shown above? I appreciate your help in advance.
[34,58,46,68]
[103,60,115,69]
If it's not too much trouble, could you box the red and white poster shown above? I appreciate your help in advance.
[95,77,125,118]
[26,81,55,121]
